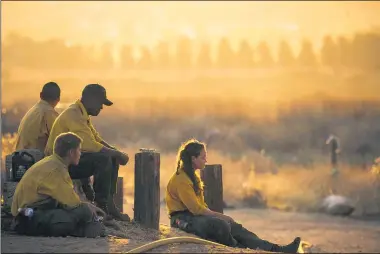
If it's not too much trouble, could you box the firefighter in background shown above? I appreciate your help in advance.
[326,134,341,194]
[326,134,340,177]
[371,157,380,201]
[11,132,105,237]
[15,82,61,152]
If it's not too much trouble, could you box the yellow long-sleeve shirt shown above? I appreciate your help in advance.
[165,169,208,216]
[11,154,81,216]
[15,100,59,152]
[44,100,104,155]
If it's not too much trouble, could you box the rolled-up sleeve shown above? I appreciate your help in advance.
[176,182,207,215]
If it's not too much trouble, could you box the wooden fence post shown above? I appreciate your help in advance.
[201,164,224,214]
[134,149,160,230]
[114,177,124,213]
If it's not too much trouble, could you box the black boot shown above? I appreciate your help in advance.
[107,197,131,222]
[271,237,301,253]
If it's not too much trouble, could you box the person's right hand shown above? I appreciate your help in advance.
[87,202,106,218]
[118,152,129,165]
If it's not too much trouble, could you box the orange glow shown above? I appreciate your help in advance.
[2,1,380,51]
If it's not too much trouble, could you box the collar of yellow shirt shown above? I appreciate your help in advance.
[76,100,90,120]
[39,99,54,108]
[52,153,69,168]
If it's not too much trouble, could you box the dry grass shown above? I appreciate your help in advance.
[1,133,17,158]
[3,133,379,217]
[96,143,380,216]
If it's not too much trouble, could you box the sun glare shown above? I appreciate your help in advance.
[179,26,197,40]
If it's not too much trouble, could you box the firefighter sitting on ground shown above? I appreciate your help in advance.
[11,132,106,238]
[166,139,303,253]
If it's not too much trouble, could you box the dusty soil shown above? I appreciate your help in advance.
[1,220,259,253]
[2,207,380,253]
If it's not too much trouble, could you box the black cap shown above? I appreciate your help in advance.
[82,84,113,106]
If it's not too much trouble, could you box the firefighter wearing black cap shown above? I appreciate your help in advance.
[45,84,130,221]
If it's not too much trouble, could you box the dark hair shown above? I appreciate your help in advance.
[40,82,60,102]
[176,139,206,195]
[53,132,82,158]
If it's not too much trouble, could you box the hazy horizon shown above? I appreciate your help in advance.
[2,1,380,52]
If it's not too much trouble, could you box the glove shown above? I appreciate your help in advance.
[118,153,129,166]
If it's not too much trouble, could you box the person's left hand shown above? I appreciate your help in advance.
[117,152,129,166]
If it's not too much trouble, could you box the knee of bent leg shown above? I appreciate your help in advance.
[199,217,232,244]
[202,217,231,236]
[71,203,94,223]
[213,218,231,236]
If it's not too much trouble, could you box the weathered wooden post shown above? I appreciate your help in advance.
[134,149,160,230]
[114,177,124,213]
[201,164,224,214]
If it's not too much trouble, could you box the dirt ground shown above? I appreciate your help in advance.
[2,207,380,253]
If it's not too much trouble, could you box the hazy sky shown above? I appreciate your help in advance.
[2,1,380,51]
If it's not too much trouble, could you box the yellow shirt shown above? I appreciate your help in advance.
[15,100,59,152]
[11,154,81,216]
[165,169,208,216]
[44,100,104,155]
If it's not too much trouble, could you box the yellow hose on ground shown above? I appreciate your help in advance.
[126,236,226,253]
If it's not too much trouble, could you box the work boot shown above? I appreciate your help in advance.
[107,197,131,222]
[271,237,301,253]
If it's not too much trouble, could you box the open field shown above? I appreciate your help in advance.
[2,72,380,253]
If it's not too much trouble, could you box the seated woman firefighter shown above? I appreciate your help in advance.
[165,139,304,253]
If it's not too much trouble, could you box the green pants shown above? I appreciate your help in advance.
[170,211,274,251]
[68,152,119,204]
[15,203,94,237]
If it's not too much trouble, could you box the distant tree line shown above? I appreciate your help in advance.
[3,31,380,71]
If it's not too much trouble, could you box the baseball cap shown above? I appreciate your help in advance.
[82,84,113,106]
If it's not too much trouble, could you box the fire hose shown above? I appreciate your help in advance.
[126,236,312,253]
[126,236,226,253]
